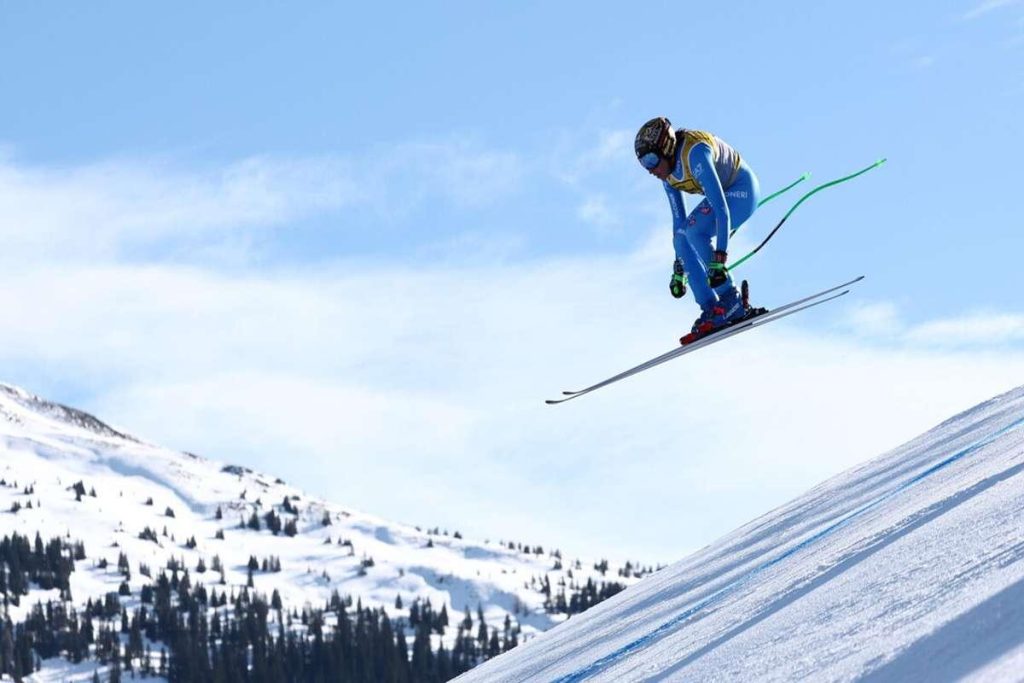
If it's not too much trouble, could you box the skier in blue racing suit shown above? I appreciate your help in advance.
[635,116,763,344]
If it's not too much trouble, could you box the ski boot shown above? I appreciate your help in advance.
[678,281,767,346]
[679,306,726,345]
[740,280,769,320]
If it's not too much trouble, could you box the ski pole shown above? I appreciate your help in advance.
[756,172,809,209]
[726,172,810,241]
[677,173,809,288]
[728,157,887,271]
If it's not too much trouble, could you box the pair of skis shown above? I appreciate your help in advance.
[545,276,864,405]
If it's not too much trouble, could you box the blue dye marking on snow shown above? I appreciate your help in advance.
[554,415,1024,682]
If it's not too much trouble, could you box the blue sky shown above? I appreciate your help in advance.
[2,1,1024,562]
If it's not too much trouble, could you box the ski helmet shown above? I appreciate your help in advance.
[635,117,676,170]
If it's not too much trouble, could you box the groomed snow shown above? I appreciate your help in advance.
[457,386,1024,682]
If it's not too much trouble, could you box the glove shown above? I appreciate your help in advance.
[670,259,687,299]
[708,250,728,288]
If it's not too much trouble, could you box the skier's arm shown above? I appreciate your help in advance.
[689,143,732,253]
[663,181,689,261]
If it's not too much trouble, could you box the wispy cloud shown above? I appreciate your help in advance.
[5,249,1024,561]
[888,40,939,73]
[845,302,902,335]
[0,155,360,261]
[577,195,619,230]
[0,141,524,265]
[372,141,524,211]
[963,0,1023,20]
[552,128,633,186]
[4,152,1024,561]
[843,302,1024,347]
[904,313,1024,345]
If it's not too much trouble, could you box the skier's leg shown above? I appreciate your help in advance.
[723,161,760,236]
[681,161,761,319]
[713,163,761,314]
[677,204,717,311]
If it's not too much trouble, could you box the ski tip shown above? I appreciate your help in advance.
[548,392,584,405]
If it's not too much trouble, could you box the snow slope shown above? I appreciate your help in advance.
[0,382,649,669]
[457,386,1024,682]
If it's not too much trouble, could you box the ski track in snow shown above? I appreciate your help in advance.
[457,387,1024,682]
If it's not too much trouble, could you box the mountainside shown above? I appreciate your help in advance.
[0,382,651,681]
[457,386,1024,682]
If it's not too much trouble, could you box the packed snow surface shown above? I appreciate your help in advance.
[458,386,1024,682]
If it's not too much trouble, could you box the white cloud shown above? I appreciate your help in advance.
[0,141,523,265]
[4,151,1024,563]
[903,312,1024,345]
[552,128,633,186]
[593,130,633,164]
[842,302,1024,348]
[4,254,1024,563]
[845,301,902,336]
[375,141,524,211]
[0,155,360,261]
[963,0,1023,19]
[577,195,618,229]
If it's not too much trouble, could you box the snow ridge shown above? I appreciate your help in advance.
[458,385,1024,682]
[554,413,1024,682]
[1,383,135,442]
[0,381,653,679]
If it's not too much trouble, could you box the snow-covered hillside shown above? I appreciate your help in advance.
[0,382,651,680]
[457,386,1024,682]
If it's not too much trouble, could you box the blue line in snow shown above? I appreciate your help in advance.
[554,415,1024,682]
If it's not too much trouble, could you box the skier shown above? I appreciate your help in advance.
[634,117,764,344]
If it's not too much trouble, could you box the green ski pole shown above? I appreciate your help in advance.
[757,173,809,209]
[729,158,887,271]
[728,172,811,240]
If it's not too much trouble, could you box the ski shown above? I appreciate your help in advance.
[547,291,848,405]
[557,275,861,397]
[546,276,863,405]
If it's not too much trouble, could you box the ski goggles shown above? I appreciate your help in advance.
[639,152,662,170]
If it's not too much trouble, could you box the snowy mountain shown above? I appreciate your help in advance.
[0,382,652,681]
[457,386,1024,682]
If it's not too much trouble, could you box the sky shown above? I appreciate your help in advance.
[2,0,1024,564]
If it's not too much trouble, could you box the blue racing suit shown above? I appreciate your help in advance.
[663,131,760,315]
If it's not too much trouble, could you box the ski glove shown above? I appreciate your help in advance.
[708,250,728,288]
[670,259,687,299]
